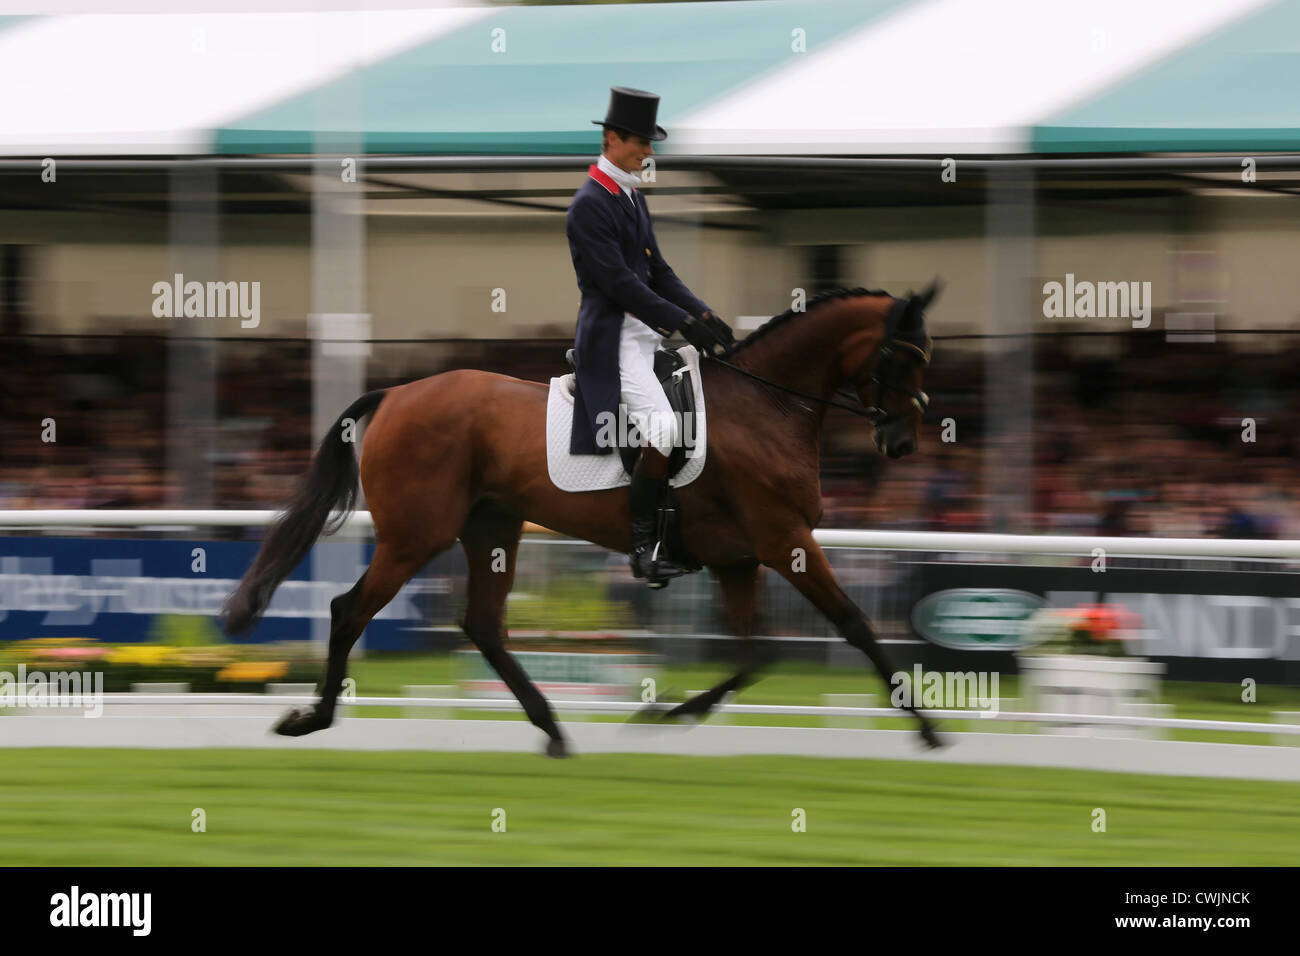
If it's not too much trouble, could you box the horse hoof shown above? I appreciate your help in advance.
[546,738,570,759]
[273,706,326,737]
[919,725,945,750]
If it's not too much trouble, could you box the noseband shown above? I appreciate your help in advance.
[845,334,932,427]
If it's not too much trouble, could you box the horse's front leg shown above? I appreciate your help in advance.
[764,529,943,749]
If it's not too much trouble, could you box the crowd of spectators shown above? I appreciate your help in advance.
[4,329,1300,539]
[824,338,1300,537]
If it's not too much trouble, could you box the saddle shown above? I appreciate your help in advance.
[565,347,697,479]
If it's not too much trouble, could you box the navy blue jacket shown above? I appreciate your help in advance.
[566,165,712,455]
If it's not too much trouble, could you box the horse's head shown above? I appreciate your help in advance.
[853,281,937,460]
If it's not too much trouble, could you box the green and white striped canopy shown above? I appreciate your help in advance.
[0,0,1295,156]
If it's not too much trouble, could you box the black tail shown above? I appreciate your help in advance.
[221,390,386,636]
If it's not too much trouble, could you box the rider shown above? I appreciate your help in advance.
[566,86,735,587]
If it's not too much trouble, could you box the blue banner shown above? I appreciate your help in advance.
[0,536,456,650]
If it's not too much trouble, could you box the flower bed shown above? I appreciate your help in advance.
[1022,603,1141,657]
[1018,603,1165,735]
[0,638,320,693]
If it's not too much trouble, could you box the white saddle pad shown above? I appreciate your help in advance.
[546,345,708,492]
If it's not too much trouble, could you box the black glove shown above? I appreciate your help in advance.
[700,310,735,352]
[680,314,730,356]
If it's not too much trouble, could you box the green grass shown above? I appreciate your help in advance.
[3,655,1293,865]
[1,748,1296,865]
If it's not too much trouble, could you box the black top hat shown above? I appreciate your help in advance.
[592,87,667,142]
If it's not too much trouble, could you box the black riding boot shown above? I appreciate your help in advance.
[628,460,689,589]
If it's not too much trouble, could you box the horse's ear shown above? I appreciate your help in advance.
[901,277,942,330]
[914,277,941,311]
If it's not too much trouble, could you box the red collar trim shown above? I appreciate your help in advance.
[588,164,625,197]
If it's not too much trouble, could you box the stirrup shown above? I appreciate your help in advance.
[630,539,689,589]
[649,538,690,585]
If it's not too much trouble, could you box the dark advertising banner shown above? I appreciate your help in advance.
[0,536,452,650]
[907,560,1300,684]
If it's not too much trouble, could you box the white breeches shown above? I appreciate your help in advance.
[618,312,679,456]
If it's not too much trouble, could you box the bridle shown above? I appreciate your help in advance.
[704,312,932,426]
[844,334,932,427]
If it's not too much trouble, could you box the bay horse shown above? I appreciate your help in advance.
[222,284,943,755]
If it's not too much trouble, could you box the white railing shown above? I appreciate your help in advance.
[4,509,1300,558]
[23,693,1300,737]
[0,509,319,529]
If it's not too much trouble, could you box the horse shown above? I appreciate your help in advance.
[222,283,943,755]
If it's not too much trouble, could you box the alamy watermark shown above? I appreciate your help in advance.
[594,404,701,457]
[0,666,103,717]
[151,273,260,328]
[50,886,150,936]
[1042,273,1151,328]
[890,665,1000,716]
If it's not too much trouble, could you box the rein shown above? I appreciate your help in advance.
[703,332,931,424]
[702,352,881,419]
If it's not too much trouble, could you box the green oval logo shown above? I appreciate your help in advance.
[911,589,1047,650]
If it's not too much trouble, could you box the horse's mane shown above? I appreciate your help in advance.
[722,286,893,357]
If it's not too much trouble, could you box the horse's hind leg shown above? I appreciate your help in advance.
[274,541,436,737]
[653,563,774,722]
[459,499,568,758]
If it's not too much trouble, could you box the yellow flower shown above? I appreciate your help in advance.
[106,645,177,666]
[176,647,237,668]
[215,662,288,683]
